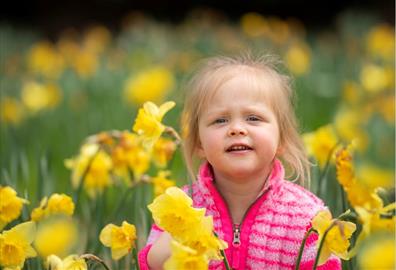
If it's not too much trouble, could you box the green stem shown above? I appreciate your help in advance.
[213,232,230,270]
[313,222,337,270]
[82,254,111,270]
[294,227,315,270]
[132,247,140,270]
[220,248,231,270]
[164,126,181,145]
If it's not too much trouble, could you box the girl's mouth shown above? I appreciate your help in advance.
[226,144,253,152]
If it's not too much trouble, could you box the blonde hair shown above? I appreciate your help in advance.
[181,53,311,186]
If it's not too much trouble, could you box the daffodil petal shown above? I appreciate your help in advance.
[111,248,129,260]
[12,221,36,244]
[158,101,175,120]
[165,187,192,205]
[312,209,332,234]
[25,245,37,258]
[99,224,116,247]
[46,254,63,270]
[143,101,160,116]
[381,202,396,213]
[318,245,332,266]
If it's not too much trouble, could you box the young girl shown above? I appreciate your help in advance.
[138,54,341,269]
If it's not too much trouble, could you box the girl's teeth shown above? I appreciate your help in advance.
[230,146,249,151]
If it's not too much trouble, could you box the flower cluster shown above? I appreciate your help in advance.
[65,101,178,198]
[148,187,228,269]
[335,146,395,260]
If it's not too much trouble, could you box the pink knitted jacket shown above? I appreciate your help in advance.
[138,159,341,269]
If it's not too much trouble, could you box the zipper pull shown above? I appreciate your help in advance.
[233,224,241,247]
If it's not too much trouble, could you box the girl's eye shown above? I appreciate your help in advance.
[247,115,261,121]
[213,118,227,124]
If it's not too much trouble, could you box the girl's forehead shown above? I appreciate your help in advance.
[204,66,278,106]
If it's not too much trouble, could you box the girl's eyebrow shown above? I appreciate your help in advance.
[203,108,229,116]
[204,104,270,116]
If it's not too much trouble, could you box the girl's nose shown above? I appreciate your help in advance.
[228,124,247,136]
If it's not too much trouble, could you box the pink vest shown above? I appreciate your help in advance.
[139,160,341,270]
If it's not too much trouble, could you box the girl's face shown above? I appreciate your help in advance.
[197,73,280,182]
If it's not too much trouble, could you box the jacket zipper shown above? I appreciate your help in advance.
[226,187,271,269]
[231,223,241,269]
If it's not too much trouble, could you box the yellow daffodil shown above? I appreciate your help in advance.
[358,235,395,270]
[46,193,75,216]
[240,12,269,37]
[99,221,137,260]
[345,181,383,211]
[148,186,227,262]
[151,171,176,198]
[360,63,392,93]
[285,42,311,75]
[34,217,78,259]
[46,254,87,270]
[65,143,113,198]
[111,131,150,182]
[27,41,65,78]
[152,137,177,168]
[0,97,24,125]
[366,23,395,60]
[0,221,37,270]
[124,66,175,105]
[21,81,62,113]
[303,125,338,168]
[31,193,75,222]
[132,101,175,148]
[311,209,356,265]
[0,186,28,230]
[148,187,206,239]
[164,240,208,270]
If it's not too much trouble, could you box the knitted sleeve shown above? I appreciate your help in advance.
[138,224,164,270]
